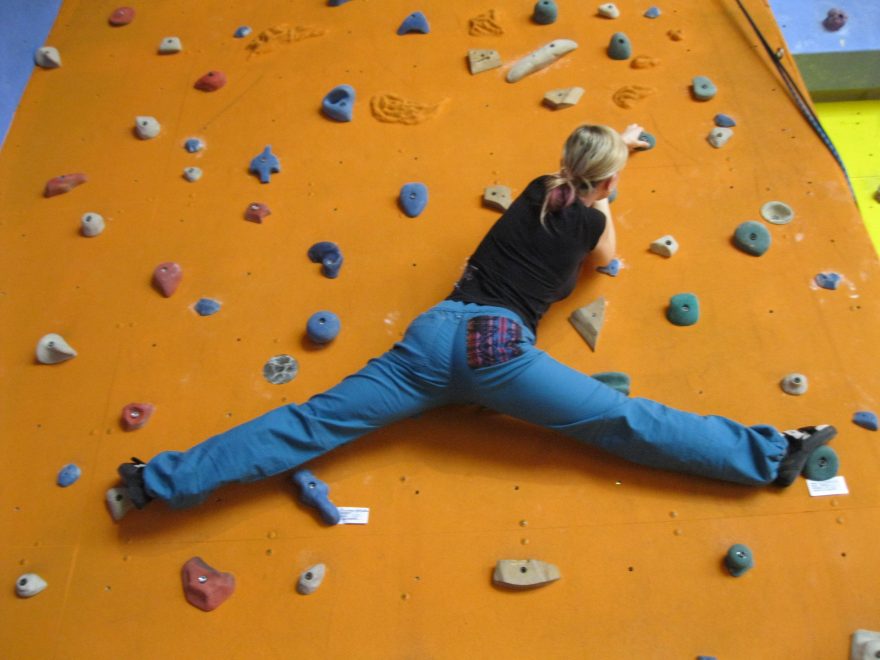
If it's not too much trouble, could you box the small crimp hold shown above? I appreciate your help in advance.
[543,87,584,109]
[322,84,356,122]
[483,185,512,211]
[44,173,87,197]
[308,241,343,278]
[397,11,430,35]
[307,311,341,344]
[692,75,717,101]
[250,145,281,183]
[532,0,558,25]
[195,298,222,316]
[591,371,630,395]
[57,464,82,487]
[666,293,699,326]
[493,559,561,589]
[724,544,753,577]
[650,235,678,257]
[81,212,105,237]
[194,71,227,92]
[182,557,236,612]
[780,373,808,396]
[631,55,660,69]
[15,574,48,598]
[597,3,620,19]
[733,220,770,256]
[36,333,77,364]
[35,46,62,68]
[815,272,842,290]
[292,469,341,525]
[121,403,155,431]
[153,262,183,297]
[467,49,502,75]
[297,564,327,595]
[245,202,271,223]
[596,258,621,277]
[183,167,202,182]
[853,411,878,431]
[708,127,733,148]
[570,297,606,351]
[158,37,182,54]
[234,26,252,38]
[108,7,135,26]
[607,32,632,60]
[399,182,429,217]
[135,116,161,139]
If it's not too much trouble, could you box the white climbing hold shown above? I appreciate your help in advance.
[780,373,808,396]
[493,559,560,589]
[158,36,182,54]
[468,49,502,75]
[15,573,48,598]
[183,167,203,182]
[296,563,326,595]
[105,487,134,522]
[135,116,161,140]
[35,46,61,68]
[570,297,606,351]
[80,212,105,237]
[760,200,794,225]
[36,334,77,364]
[597,3,620,18]
[543,87,584,109]
[506,39,578,83]
[852,630,880,660]
[707,127,733,148]
[649,235,679,257]
[483,185,512,211]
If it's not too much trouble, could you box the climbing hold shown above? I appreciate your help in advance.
[108,7,135,26]
[608,189,618,204]
[194,71,227,92]
[851,630,880,660]
[650,235,678,257]
[631,55,660,69]
[34,46,61,68]
[635,131,655,150]
[803,446,839,481]
[329,0,352,5]
[724,544,753,577]
[263,354,299,385]
[370,93,445,124]
[815,272,842,290]
[183,167,202,182]
[292,469,340,525]
[532,0,558,25]
[644,6,661,18]
[134,116,161,139]
[853,411,878,431]
[570,297,606,351]
[195,298,222,316]
[822,8,847,32]
[322,85,356,122]
[15,574,47,598]
[597,3,620,19]
[597,258,621,277]
[297,564,327,595]
[714,113,736,127]
[506,39,578,83]
[105,487,133,521]
[607,33,632,60]
[250,145,281,183]
[158,37,182,54]
[182,557,236,612]
[707,127,733,148]
[612,85,655,109]
[121,403,155,431]
[592,371,631,395]
[44,173,87,197]
[184,138,204,153]
[780,373,808,396]
[307,311,341,344]
[733,221,770,256]
[760,200,794,225]
[692,76,717,101]
[57,464,81,487]
[543,87,584,109]
[152,262,182,297]
[667,28,684,41]
[875,185,880,203]
[468,9,503,36]
[399,182,429,217]
[80,212,105,237]
[308,241,344,278]
[244,202,271,223]
[666,293,699,326]
[234,26,252,38]
[397,11,430,35]
[36,334,77,364]
[467,49,502,75]
[483,185,512,211]
[493,559,560,590]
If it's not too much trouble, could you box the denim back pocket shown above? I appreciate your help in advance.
[466,316,524,369]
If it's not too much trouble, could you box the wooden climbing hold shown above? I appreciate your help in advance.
[780,373,808,396]
[158,37,182,54]
[297,564,326,595]
[108,7,135,26]
[492,559,560,590]
[666,293,699,326]
[853,411,878,431]
[15,573,48,598]
[194,71,227,92]
[322,85,356,122]
[36,333,77,364]
[397,11,430,35]
[121,403,155,431]
[152,262,183,297]
[649,235,678,257]
[245,202,271,223]
[250,145,281,183]
[80,212,105,237]
[506,39,578,83]
[482,185,512,211]
[399,182,429,217]
[292,469,340,524]
[44,173,87,197]
[607,32,632,60]
[306,311,341,344]
[543,87,584,109]
[733,220,770,256]
[467,49,502,75]
[134,116,160,139]
[34,46,61,68]
[570,297,606,351]
[181,557,236,612]
[724,544,753,577]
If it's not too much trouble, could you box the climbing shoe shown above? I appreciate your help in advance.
[774,425,837,487]
[117,457,153,509]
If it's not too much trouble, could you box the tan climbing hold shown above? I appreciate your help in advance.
[469,9,503,36]
[493,559,561,590]
[543,87,584,109]
[570,297,606,351]
[631,55,660,69]
[468,49,502,75]
[612,85,656,109]
[370,93,446,125]
[483,185,512,211]
[667,29,684,41]
[246,24,325,55]
[506,39,578,84]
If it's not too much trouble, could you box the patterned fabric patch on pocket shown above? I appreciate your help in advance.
[467,316,524,369]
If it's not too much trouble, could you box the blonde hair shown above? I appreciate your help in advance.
[541,125,628,224]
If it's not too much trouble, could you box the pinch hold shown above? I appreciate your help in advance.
[292,469,340,524]
[36,333,77,364]
[152,262,183,297]
[35,46,62,68]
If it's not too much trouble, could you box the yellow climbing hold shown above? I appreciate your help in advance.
[612,85,656,109]
[370,93,446,125]
[469,9,503,36]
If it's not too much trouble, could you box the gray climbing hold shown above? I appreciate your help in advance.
[308,241,343,278]
[644,6,661,18]
[597,258,621,277]
[714,113,736,127]
[635,131,655,150]
[780,373,808,395]
[591,371,630,395]
[597,3,620,18]
[760,200,794,225]
[35,46,61,68]
[263,354,299,385]
[15,573,48,598]
[184,138,204,153]
[815,272,842,290]
[249,145,281,184]
[608,32,632,60]
[543,87,584,109]
[234,26,251,38]
[106,487,134,522]
[483,185,512,211]
[851,629,880,660]
[81,212,105,237]
[322,85,356,122]
[692,76,717,101]
[803,446,838,481]
[57,464,81,487]
[397,11,430,35]
[297,564,327,595]
[649,235,678,257]
[183,167,202,182]
[707,127,733,148]
[493,559,560,590]
[506,39,578,83]
[666,293,699,326]
[135,116,161,139]
[468,49,502,75]
[853,411,878,431]
[158,37,182,54]
[399,182,429,217]
[194,298,221,316]
[36,334,77,364]
[733,221,770,256]
[292,469,340,525]
[307,311,341,344]
[725,544,753,577]
[570,297,606,351]
[532,0,558,25]
[328,0,351,5]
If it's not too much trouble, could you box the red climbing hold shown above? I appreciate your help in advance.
[152,262,182,297]
[182,557,236,612]
[194,71,227,92]
[121,403,155,431]
[108,7,135,26]
[44,173,87,197]
[244,202,271,223]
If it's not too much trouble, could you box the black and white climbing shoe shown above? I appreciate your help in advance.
[774,425,837,487]
[117,457,153,509]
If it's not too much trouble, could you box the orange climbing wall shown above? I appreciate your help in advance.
[2,1,879,658]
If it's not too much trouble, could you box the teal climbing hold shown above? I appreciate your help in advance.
[399,182,429,217]
[532,0,558,24]
[397,11,430,34]
[635,131,655,150]
[591,371,631,395]
[724,544,753,577]
[666,293,699,326]
[853,411,878,431]
[733,221,771,256]
[692,76,717,101]
[802,446,839,481]
[608,32,632,60]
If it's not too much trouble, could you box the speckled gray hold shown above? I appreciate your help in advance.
[297,564,326,595]
[263,354,299,385]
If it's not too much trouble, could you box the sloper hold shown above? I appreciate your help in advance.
[483,185,512,211]
[815,272,842,290]
[135,116,160,139]
[399,182,429,217]
[81,212,105,237]
[644,6,661,18]
[16,574,48,598]
[121,403,155,431]
[152,262,183,297]
[308,241,343,278]
[725,544,753,577]
[292,469,340,524]
[650,235,678,257]
[397,11,430,35]
[760,200,794,225]
[733,220,770,256]
[714,113,736,127]
[780,372,808,395]
[297,564,326,595]
[591,371,630,395]
[182,557,236,612]
[35,46,61,68]
[194,71,227,92]
[108,7,135,26]
[506,39,578,83]
[184,138,204,152]
[322,85,356,121]
[692,76,717,100]
[543,87,584,109]
[607,33,632,60]
[250,145,281,183]
[666,293,699,326]
[245,202,271,223]
[44,173,87,197]
[36,333,77,364]
[307,311,341,344]
[853,411,878,431]
[493,559,560,589]
[468,49,502,75]
[570,297,606,351]
[532,0,558,25]
[234,26,252,37]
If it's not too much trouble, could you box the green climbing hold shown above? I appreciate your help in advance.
[733,221,771,256]
[725,544,753,577]
[802,446,839,481]
[607,32,632,60]
[666,293,699,326]
[692,75,717,101]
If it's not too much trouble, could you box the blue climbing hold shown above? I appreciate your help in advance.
[322,84,356,122]
[195,298,222,316]
[249,145,281,184]
[644,6,661,18]
[597,258,621,277]
[853,411,878,431]
[815,272,841,290]
[307,311,341,344]
[308,241,344,279]
[666,293,699,326]
[608,32,632,60]
[397,11,430,34]
[608,189,618,204]
[714,113,736,127]
[57,464,81,487]
[328,0,351,5]
[292,469,340,525]
[184,138,204,153]
[233,26,251,38]
[399,182,429,217]
[635,131,656,151]
[733,221,771,256]
[532,0,558,24]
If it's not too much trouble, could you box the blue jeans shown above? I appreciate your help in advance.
[144,300,787,508]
